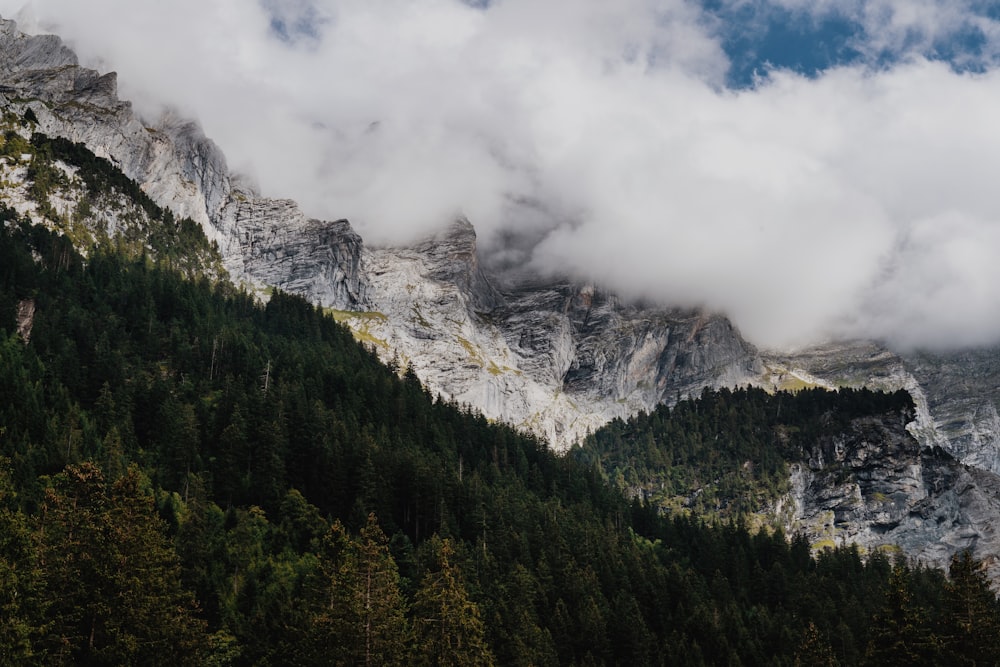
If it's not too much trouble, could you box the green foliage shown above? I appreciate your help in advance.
[0,128,31,160]
[940,550,1000,664]
[21,107,38,126]
[411,537,495,667]
[12,132,224,275]
[34,462,208,665]
[301,514,410,666]
[0,461,46,662]
[864,564,945,666]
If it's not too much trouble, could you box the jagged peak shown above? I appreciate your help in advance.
[405,218,501,312]
[0,16,79,73]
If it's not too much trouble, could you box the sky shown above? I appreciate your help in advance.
[2,0,1000,351]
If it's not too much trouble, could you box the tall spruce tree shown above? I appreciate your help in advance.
[305,514,409,666]
[941,550,1000,665]
[0,462,44,661]
[865,565,941,666]
[411,537,495,667]
[34,463,207,666]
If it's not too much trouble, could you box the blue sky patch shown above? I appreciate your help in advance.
[701,1,1000,88]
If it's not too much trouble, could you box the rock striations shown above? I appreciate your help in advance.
[357,220,761,449]
[782,408,1000,581]
[6,16,1000,574]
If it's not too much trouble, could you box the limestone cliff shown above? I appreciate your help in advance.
[0,17,369,311]
[357,221,761,449]
[782,408,1000,580]
[762,342,1000,478]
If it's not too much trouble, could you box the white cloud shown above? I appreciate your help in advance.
[2,0,1000,351]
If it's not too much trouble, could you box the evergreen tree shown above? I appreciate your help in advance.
[411,537,495,667]
[0,462,45,661]
[794,621,838,667]
[305,514,409,666]
[941,550,1000,665]
[865,565,941,666]
[34,462,208,665]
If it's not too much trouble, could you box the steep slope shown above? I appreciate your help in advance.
[10,212,999,666]
[10,15,1000,593]
[580,387,1000,581]
[0,16,766,450]
[358,220,762,448]
[786,411,1000,581]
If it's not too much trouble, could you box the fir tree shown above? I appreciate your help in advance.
[34,462,207,665]
[411,537,495,667]
[941,550,1000,665]
[865,565,941,666]
[306,514,409,666]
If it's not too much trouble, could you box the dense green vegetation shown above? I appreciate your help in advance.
[2,133,1000,664]
[574,385,914,518]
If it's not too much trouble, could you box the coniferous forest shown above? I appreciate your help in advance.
[573,385,915,518]
[2,143,1000,665]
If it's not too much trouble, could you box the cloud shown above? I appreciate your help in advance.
[2,0,1000,351]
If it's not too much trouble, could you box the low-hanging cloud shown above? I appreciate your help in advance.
[3,0,1000,351]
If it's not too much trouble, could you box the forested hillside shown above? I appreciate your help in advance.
[574,385,914,518]
[2,140,1000,665]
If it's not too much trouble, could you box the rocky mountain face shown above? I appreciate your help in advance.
[780,407,1000,580]
[758,343,1000,574]
[357,220,762,448]
[0,16,762,450]
[0,17,369,309]
[762,342,1000,483]
[5,17,1000,572]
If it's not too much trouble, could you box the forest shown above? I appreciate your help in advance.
[2,131,1000,665]
[574,384,915,518]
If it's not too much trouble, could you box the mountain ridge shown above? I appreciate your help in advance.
[5,15,1000,576]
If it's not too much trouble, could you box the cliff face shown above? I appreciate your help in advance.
[356,221,762,449]
[0,17,369,311]
[782,409,1000,580]
[902,348,1000,475]
[220,198,370,308]
[762,342,1000,480]
[5,15,998,456]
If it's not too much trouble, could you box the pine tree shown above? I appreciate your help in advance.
[306,514,409,666]
[793,621,838,667]
[0,462,45,661]
[411,536,495,667]
[34,462,207,665]
[865,565,941,666]
[941,550,1000,665]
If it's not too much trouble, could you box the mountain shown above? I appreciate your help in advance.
[1,17,765,451]
[9,16,1000,664]
[5,15,1000,578]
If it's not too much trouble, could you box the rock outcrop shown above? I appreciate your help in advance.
[221,198,371,308]
[783,408,1000,579]
[0,16,369,311]
[762,342,1000,478]
[356,221,762,449]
